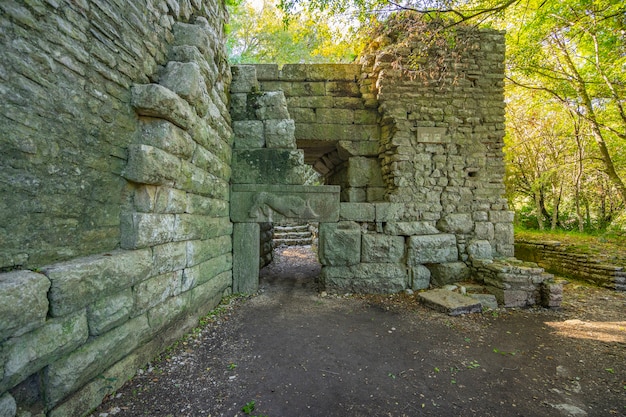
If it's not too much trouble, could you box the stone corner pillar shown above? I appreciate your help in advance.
[233,222,260,294]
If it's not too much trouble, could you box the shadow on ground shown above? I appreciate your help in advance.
[92,246,626,417]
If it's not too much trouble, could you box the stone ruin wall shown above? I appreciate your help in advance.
[0,1,233,416]
[0,4,561,416]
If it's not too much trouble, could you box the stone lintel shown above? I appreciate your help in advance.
[231,185,340,223]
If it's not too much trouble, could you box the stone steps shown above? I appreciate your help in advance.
[273,225,313,246]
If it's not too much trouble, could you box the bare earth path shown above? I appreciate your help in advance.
[92,246,626,417]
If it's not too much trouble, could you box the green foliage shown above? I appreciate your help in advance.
[226,0,362,64]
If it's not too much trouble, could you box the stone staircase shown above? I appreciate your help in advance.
[273,224,314,246]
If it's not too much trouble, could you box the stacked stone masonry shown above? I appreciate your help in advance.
[516,240,626,291]
[0,1,232,417]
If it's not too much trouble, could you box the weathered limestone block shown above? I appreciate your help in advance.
[319,222,361,266]
[474,221,495,240]
[374,203,406,222]
[170,45,218,87]
[427,262,471,287]
[0,393,16,417]
[87,289,134,335]
[409,265,431,290]
[146,292,190,333]
[189,271,232,312]
[489,210,515,223]
[316,108,354,124]
[467,240,493,260]
[0,270,50,340]
[133,186,188,214]
[295,123,379,142]
[230,65,259,93]
[151,241,188,276]
[233,120,264,148]
[337,141,379,158]
[183,253,233,292]
[320,263,407,293]
[384,221,439,236]
[233,223,260,294]
[131,84,194,130]
[173,215,232,242]
[139,120,195,159]
[43,249,152,317]
[341,187,366,202]
[44,315,151,407]
[123,144,182,187]
[172,21,213,57]
[437,213,474,234]
[254,91,290,120]
[347,157,384,188]
[160,61,209,116]
[407,234,458,265]
[362,233,405,263]
[494,223,514,256]
[186,236,232,268]
[340,203,375,221]
[186,194,229,216]
[133,271,183,315]
[232,149,307,185]
[264,119,296,149]
[231,184,340,223]
[1,311,88,394]
[120,213,176,249]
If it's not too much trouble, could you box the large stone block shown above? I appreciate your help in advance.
[407,234,458,265]
[120,213,176,249]
[122,144,182,187]
[320,263,407,293]
[138,120,195,159]
[189,271,232,312]
[230,65,259,93]
[231,184,340,223]
[347,157,384,188]
[319,222,361,266]
[409,265,431,290]
[231,149,307,185]
[437,213,474,233]
[160,61,209,116]
[340,203,375,221]
[361,233,405,263]
[131,83,194,130]
[173,215,232,242]
[44,315,151,407]
[0,393,16,417]
[43,249,152,317]
[0,270,50,341]
[133,271,183,315]
[183,253,233,292]
[427,262,471,287]
[146,293,190,333]
[1,311,88,393]
[384,221,439,236]
[87,289,134,335]
[232,223,260,294]
[254,91,290,120]
[264,119,296,149]
[152,241,188,276]
[186,236,232,267]
[233,120,264,149]
[133,186,188,214]
[467,239,493,260]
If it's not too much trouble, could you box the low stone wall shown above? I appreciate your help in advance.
[0,2,233,416]
[515,240,626,291]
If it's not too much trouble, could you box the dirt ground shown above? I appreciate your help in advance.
[91,246,626,417]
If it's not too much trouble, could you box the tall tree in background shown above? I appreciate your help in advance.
[227,0,361,64]
[504,0,626,209]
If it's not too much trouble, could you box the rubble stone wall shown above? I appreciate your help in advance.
[0,1,232,416]
[516,240,626,291]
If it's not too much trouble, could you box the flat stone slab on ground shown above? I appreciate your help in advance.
[418,288,482,316]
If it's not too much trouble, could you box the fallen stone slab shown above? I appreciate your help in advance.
[418,289,482,316]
